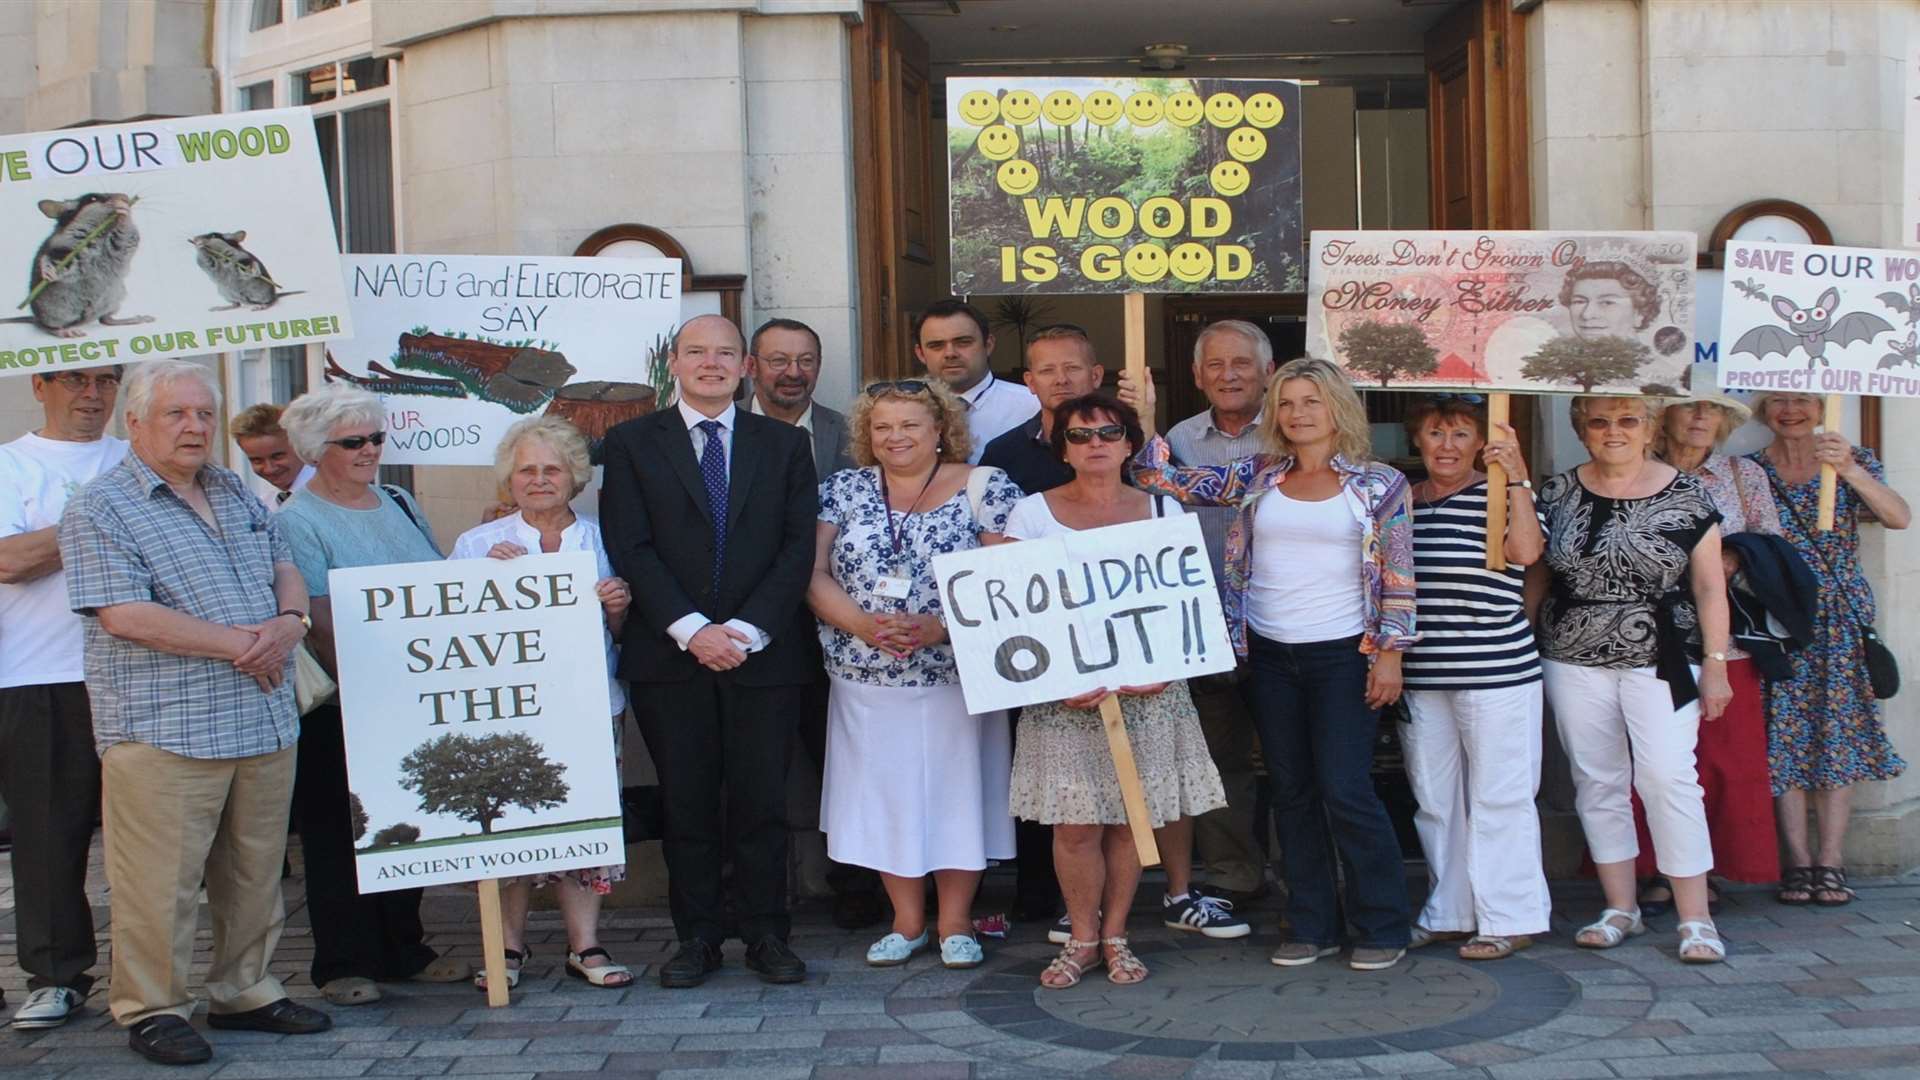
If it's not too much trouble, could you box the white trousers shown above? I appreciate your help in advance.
[1542,660,1712,878]
[1400,683,1552,937]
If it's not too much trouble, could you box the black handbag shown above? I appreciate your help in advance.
[1767,472,1899,699]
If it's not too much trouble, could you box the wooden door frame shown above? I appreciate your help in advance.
[1426,0,1530,230]
[850,2,931,381]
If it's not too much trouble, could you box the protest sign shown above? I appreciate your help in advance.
[1717,241,1920,398]
[0,107,351,376]
[327,254,681,464]
[330,551,622,895]
[1306,231,1697,394]
[947,77,1303,294]
[934,515,1234,715]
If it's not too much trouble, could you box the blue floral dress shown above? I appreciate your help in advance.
[1751,448,1908,794]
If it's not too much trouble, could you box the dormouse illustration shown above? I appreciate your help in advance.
[190,230,302,311]
[1730,286,1893,369]
[13,193,153,337]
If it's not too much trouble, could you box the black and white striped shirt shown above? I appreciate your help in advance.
[1403,481,1543,691]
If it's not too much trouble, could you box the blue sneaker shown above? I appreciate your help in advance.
[866,930,929,967]
[1163,891,1251,938]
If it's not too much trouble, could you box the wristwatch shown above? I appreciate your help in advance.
[279,609,312,630]
[1507,479,1533,491]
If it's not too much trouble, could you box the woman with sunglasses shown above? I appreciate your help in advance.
[1121,358,1415,973]
[1537,396,1732,964]
[1003,393,1228,990]
[808,379,1021,971]
[276,383,471,1005]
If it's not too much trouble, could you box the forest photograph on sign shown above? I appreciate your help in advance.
[1306,231,1696,394]
[947,76,1302,295]
[328,254,681,464]
[330,551,623,893]
[0,107,351,376]
[1718,241,1920,399]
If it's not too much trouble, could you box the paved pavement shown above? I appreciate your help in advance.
[4,836,1920,1078]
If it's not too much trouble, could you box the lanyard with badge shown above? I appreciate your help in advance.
[873,467,936,604]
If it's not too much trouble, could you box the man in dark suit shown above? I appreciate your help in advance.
[601,314,818,988]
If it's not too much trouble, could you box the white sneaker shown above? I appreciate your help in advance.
[11,986,82,1029]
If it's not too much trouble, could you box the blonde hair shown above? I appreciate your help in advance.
[494,416,593,502]
[847,380,971,467]
[1259,357,1371,462]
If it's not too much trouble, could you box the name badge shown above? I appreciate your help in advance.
[874,574,912,601]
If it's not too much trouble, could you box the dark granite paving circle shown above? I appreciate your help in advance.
[957,934,1577,1060]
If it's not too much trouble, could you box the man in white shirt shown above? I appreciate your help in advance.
[912,300,1039,463]
[0,366,131,1029]
[230,403,314,507]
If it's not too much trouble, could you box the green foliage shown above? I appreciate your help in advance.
[370,822,421,848]
[348,792,369,842]
[399,731,570,836]
[646,332,675,403]
[1521,335,1654,391]
[1338,320,1438,386]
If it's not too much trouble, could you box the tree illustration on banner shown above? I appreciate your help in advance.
[1521,335,1653,392]
[371,823,421,849]
[1338,320,1438,387]
[399,731,571,836]
[348,792,369,842]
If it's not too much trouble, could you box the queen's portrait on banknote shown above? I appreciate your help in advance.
[1306,232,1697,395]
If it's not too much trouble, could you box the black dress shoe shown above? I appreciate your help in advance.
[745,936,807,984]
[659,939,722,989]
[129,1015,212,1066]
[832,889,886,931]
[206,998,333,1035]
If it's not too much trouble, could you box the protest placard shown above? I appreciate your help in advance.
[0,107,351,376]
[330,551,623,895]
[327,254,681,465]
[1717,241,1920,398]
[947,77,1303,294]
[1306,231,1697,394]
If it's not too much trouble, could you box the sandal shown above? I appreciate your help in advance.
[1811,865,1856,907]
[321,976,381,1006]
[1777,865,1814,906]
[1103,936,1148,985]
[1575,907,1645,949]
[1040,939,1102,990]
[566,947,634,988]
[1408,925,1472,949]
[1458,934,1533,961]
[473,947,527,992]
[1638,876,1675,918]
[1676,920,1727,964]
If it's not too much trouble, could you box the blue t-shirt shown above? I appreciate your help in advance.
[277,485,441,597]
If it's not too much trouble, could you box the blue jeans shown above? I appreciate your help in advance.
[1245,633,1411,949]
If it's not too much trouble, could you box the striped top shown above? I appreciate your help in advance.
[1403,481,1542,691]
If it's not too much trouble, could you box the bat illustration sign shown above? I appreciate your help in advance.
[1718,241,1920,398]
[0,107,352,376]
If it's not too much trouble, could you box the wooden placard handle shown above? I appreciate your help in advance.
[1098,693,1161,867]
[1483,393,1511,571]
[1816,393,1841,532]
[477,878,511,1008]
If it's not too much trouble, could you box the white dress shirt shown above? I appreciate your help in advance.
[957,375,1040,464]
[667,399,769,654]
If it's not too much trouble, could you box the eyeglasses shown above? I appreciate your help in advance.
[44,372,120,392]
[325,432,387,450]
[866,380,930,397]
[1064,424,1127,445]
[1428,393,1485,405]
[1582,415,1646,432]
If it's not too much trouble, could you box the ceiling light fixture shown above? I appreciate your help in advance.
[990,24,1021,32]
[1329,17,1357,25]
[1140,42,1190,71]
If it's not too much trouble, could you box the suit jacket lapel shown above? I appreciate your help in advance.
[655,417,711,518]
[726,415,760,531]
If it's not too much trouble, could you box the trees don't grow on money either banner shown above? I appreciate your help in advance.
[947,77,1303,295]
[1307,231,1697,395]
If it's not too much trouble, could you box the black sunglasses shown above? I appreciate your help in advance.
[866,380,930,396]
[326,431,387,450]
[1064,424,1127,445]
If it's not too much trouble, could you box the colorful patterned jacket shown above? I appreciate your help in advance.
[1130,435,1418,658]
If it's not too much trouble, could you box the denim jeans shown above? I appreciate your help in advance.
[1245,633,1411,949]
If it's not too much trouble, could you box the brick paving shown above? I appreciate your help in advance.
[3,836,1919,1078]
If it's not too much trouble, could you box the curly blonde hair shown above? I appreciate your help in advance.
[1260,357,1372,462]
[847,379,971,467]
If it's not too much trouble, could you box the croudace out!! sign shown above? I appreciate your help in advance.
[946,77,1303,294]
[0,107,351,376]
[934,516,1235,714]
[331,552,623,894]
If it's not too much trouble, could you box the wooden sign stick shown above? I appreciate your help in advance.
[1099,693,1162,867]
[476,878,511,1008]
[1817,393,1842,531]
[1483,393,1511,571]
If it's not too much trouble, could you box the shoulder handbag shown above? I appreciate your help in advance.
[1765,471,1898,699]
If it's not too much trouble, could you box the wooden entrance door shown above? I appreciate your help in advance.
[851,3,939,380]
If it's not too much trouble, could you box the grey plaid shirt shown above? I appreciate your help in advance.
[60,452,298,759]
[1165,407,1267,583]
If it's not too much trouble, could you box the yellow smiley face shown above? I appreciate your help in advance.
[1244,92,1285,129]
[957,90,1000,127]
[1000,90,1041,125]
[1124,91,1163,126]
[996,158,1039,196]
[977,124,1020,161]
[1209,160,1250,197]
[1169,242,1214,284]
[1124,243,1169,284]
[1164,91,1204,127]
[1204,93,1244,128]
[1084,90,1124,126]
[1226,127,1268,163]
[1041,90,1083,126]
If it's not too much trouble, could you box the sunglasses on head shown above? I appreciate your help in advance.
[1064,424,1127,445]
[326,431,387,450]
[1429,392,1485,405]
[865,380,930,397]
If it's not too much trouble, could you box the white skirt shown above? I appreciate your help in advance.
[820,674,1016,877]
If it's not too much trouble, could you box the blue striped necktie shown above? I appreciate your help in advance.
[698,419,727,589]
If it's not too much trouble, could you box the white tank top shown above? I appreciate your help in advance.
[1246,486,1367,644]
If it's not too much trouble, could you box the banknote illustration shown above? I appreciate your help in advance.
[1306,231,1697,395]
